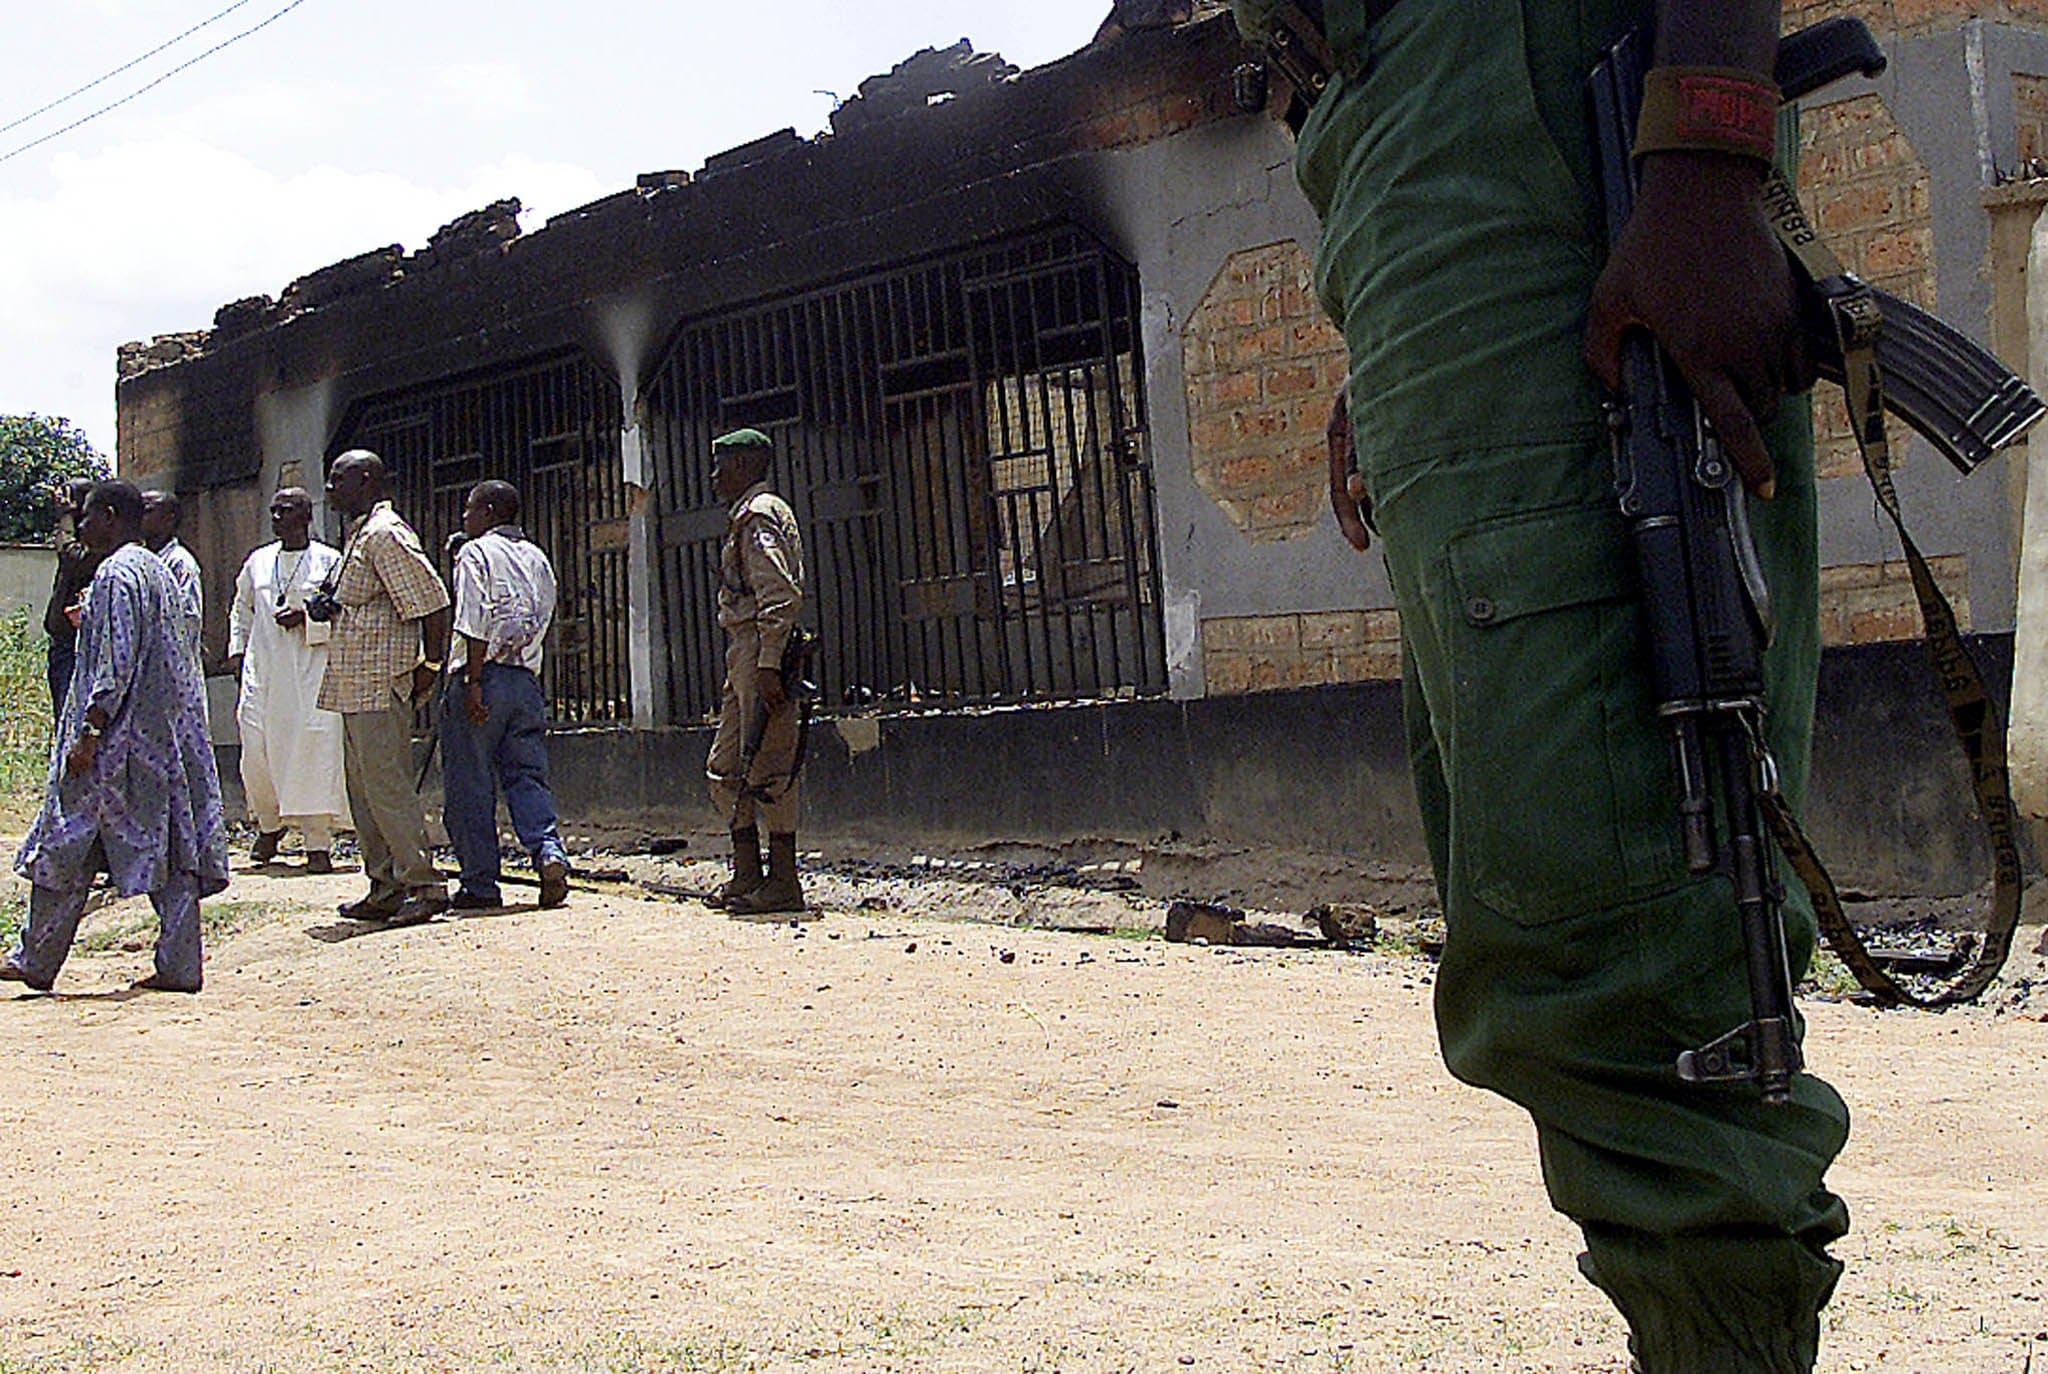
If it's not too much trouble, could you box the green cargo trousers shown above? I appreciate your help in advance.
[1283,1,1853,1367]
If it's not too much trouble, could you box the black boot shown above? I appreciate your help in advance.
[727,831,806,919]
[710,827,764,909]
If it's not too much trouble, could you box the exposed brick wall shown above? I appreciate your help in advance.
[1785,1,2048,33]
[1798,93,1935,480]
[1201,609,1402,694]
[1196,563,1972,694]
[2018,72,2048,163]
[1818,554,1970,645]
[1183,242,1349,541]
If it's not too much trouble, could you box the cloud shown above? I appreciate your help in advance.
[148,76,377,150]
[429,61,536,123]
[0,133,610,453]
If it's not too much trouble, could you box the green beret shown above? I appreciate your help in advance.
[711,428,774,453]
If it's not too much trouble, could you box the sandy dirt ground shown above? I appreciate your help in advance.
[1,844,2044,1374]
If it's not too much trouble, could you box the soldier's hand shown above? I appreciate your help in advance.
[1326,390,1371,553]
[759,667,788,712]
[1584,151,1813,500]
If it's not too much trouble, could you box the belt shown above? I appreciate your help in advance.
[1265,0,1401,113]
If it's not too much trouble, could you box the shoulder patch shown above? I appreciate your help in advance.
[740,491,794,523]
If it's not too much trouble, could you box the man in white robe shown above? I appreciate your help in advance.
[226,487,348,872]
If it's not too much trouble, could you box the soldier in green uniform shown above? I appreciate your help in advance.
[1230,1,1850,1369]
[705,429,810,918]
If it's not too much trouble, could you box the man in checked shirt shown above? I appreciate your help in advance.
[318,450,452,926]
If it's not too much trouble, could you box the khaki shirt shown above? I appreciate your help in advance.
[716,482,805,670]
[317,500,449,714]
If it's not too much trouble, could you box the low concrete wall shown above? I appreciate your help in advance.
[535,635,2033,898]
[0,544,54,623]
[545,676,1429,863]
[212,636,2036,898]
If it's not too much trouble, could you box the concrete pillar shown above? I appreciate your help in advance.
[2014,209,2048,819]
[622,411,665,729]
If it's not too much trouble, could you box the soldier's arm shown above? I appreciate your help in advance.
[1584,0,1805,500]
[739,516,803,670]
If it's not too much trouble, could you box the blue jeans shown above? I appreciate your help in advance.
[440,663,565,902]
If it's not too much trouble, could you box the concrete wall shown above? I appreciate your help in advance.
[1057,16,2048,709]
[492,634,2026,897]
[0,544,54,624]
[1082,116,1396,700]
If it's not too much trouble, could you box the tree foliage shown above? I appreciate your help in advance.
[0,414,110,542]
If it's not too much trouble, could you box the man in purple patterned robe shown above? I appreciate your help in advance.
[5,481,229,995]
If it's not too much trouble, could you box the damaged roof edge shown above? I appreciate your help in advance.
[118,6,1240,381]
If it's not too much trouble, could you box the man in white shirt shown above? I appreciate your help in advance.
[226,487,348,872]
[141,490,203,673]
[441,479,569,910]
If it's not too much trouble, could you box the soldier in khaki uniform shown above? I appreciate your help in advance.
[705,429,808,917]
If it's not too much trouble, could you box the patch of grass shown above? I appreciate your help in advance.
[0,1334,145,1373]
[568,1332,762,1373]
[73,906,157,955]
[201,898,284,943]
[0,610,53,823]
[68,897,282,956]
[1799,945,1862,999]
[0,888,21,949]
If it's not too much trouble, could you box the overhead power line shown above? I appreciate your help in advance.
[0,0,312,167]
[0,1,255,138]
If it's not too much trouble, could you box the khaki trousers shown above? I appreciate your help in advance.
[343,690,440,902]
[706,629,801,833]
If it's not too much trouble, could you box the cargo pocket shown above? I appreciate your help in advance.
[1446,504,1680,927]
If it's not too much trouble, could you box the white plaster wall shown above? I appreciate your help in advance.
[0,544,55,623]
[2014,211,2048,817]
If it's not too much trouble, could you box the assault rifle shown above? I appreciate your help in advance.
[1589,18,2044,1101]
[727,626,820,830]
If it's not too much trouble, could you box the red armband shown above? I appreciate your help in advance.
[1634,66,1780,165]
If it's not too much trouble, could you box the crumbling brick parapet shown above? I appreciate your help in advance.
[116,332,211,380]
[829,41,1019,137]
[212,295,277,342]
[408,198,522,273]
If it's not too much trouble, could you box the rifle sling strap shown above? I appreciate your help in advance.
[1759,171,2025,1007]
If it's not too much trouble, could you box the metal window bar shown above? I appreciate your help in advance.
[330,352,630,725]
[646,226,1165,722]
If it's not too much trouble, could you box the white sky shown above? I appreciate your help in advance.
[0,0,1118,458]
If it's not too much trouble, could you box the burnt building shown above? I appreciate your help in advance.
[118,3,2048,891]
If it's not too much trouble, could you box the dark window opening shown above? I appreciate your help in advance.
[331,353,630,725]
[645,226,1166,721]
